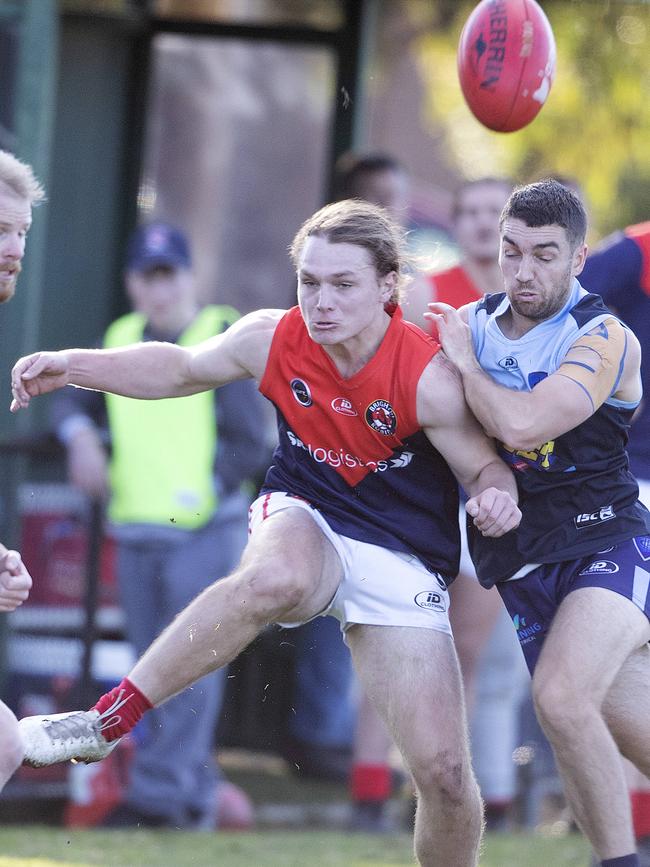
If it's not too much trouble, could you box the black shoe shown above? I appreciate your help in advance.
[100,803,176,829]
[281,737,352,783]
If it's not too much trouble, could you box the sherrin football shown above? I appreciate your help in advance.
[457,0,556,133]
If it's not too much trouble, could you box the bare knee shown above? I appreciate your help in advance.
[411,749,478,808]
[532,669,594,737]
[229,564,314,623]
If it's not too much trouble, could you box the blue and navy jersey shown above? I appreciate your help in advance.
[259,306,461,578]
[468,279,650,586]
[581,223,650,481]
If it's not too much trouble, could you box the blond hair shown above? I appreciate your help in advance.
[0,150,45,204]
[289,199,411,304]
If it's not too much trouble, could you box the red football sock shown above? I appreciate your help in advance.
[350,764,391,802]
[91,677,153,742]
[631,790,650,839]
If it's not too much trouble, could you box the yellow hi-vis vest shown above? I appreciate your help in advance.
[103,305,240,529]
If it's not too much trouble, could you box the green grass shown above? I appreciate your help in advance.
[0,828,591,866]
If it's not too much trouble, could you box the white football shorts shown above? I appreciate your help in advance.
[248,491,452,635]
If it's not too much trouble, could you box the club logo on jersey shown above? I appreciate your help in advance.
[365,399,397,436]
[414,590,446,613]
[574,505,615,530]
[290,378,312,407]
[497,356,519,371]
[331,397,357,417]
[634,536,650,562]
[579,560,619,576]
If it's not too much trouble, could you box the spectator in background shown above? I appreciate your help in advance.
[51,222,269,829]
[407,177,528,830]
[581,220,650,863]
[0,150,42,792]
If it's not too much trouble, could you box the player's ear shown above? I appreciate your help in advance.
[381,270,398,303]
[572,242,588,276]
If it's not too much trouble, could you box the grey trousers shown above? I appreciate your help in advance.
[114,494,249,825]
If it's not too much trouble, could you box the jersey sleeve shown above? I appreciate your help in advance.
[555,317,628,411]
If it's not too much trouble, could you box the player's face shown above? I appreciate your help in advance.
[125,264,196,335]
[499,218,587,322]
[455,183,511,264]
[297,236,394,347]
[0,184,32,304]
[353,169,411,225]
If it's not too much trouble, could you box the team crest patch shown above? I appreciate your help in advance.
[290,378,312,407]
[365,399,397,436]
[634,536,650,562]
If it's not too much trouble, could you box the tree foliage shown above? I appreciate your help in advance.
[414,0,650,237]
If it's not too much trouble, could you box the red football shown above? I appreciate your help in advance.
[457,0,556,133]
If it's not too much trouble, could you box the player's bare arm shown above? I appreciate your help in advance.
[10,309,283,412]
[417,354,521,538]
[428,303,641,451]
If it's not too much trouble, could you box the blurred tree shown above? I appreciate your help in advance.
[414,0,650,238]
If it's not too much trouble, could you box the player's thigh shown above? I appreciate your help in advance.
[534,586,650,705]
[347,623,468,763]
[242,504,344,619]
[449,572,503,679]
[603,644,650,755]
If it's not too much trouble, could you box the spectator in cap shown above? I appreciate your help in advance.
[51,221,270,829]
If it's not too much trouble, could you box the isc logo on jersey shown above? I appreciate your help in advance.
[365,399,397,436]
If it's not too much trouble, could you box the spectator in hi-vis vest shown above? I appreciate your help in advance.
[51,222,269,829]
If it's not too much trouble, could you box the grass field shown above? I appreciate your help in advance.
[0,828,591,866]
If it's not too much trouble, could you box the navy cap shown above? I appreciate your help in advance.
[126,221,191,272]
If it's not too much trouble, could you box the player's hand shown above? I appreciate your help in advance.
[0,544,32,612]
[425,302,479,373]
[466,487,521,537]
[10,351,71,412]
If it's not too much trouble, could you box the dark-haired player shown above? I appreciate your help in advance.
[429,179,650,867]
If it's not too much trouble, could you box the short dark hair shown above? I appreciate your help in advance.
[452,177,513,220]
[334,152,407,200]
[500,179,587,248]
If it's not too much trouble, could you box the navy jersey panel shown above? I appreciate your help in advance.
[581,226,650,480]
[259,307,461,578]
[468,281,650,586]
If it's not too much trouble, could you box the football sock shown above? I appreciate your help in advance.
[350,763,391,802]
[631,790,650,839]
[92,678,153,741]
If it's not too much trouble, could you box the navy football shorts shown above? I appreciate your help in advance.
[497,535,650,673]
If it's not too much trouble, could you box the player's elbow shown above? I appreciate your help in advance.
[496,417,547,452]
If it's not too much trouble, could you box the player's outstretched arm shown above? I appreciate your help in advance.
[427,303,640,451]
[418,356,521,538]
[11,309,282,412]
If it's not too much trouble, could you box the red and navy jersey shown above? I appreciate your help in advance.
[259,306,461,578]
[423,265,483,336]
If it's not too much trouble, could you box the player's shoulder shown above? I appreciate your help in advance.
[417,351,466,427]
[226,308,286,339]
